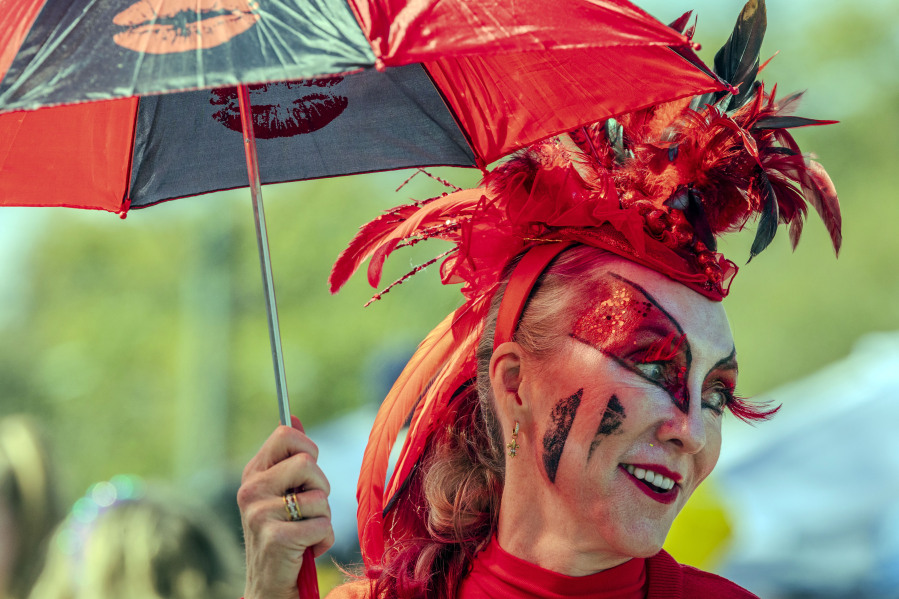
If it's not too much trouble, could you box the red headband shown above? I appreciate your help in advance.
[493,242,573,350]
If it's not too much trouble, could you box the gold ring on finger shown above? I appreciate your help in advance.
[283,491,302,522]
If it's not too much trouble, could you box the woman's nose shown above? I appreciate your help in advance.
[656,398,707,454]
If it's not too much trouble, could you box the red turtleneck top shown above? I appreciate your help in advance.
[325,536,758,599]
[457,536,758,599]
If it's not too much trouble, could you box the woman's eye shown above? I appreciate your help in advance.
[634,361,666,381]
[703,386,731,412]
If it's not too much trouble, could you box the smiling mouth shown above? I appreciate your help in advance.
[620,464,679,505]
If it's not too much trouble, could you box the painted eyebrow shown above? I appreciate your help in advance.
[703,347,738,381]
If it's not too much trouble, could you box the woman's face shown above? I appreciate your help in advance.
[510,258,736,561]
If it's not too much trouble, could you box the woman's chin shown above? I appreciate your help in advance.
[627,541,666,559]
[607,526,669,560]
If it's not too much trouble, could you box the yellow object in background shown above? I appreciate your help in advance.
[663,478,732,571]
[318,561,349,595]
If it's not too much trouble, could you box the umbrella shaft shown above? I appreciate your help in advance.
[237,84,291,426]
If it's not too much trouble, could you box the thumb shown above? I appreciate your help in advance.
[290,414,305,433]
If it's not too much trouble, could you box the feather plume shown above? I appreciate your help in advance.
[714,0,767,107]
[356,312,459,563]
[748,172,779,261]
[804,159,842,255]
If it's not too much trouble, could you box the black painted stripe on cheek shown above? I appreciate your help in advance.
[588,395,626,459]
[542,389,583,484]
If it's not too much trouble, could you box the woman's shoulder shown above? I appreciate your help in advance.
[677,564,759,598]
[325,579,373,599]
[647,550,758,599]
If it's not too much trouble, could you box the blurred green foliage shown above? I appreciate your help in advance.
[0,0,896,521]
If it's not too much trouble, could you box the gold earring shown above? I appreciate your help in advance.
[507,422,520,457]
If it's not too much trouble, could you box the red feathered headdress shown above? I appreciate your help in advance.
[329,0,841,568]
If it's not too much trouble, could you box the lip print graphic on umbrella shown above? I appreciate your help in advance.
[210,79,349,139]
[113,0,260,54]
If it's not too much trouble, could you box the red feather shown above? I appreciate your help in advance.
[804,159,842,255]
[356,312,458,563]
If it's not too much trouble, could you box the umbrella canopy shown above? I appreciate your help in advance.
[0,0,725,212]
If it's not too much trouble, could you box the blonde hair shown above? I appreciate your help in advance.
[28,485,241,599]
[371,246,618,598]
[0,415,60,599]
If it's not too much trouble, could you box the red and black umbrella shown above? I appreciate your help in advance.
[0,0,723,212]
[0,1,725,594]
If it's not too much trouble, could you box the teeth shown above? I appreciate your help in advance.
[624,465,676,491]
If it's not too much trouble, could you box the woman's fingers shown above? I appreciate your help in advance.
[242,424,319,479]
[282,487,332,523]
[238,452,331,509]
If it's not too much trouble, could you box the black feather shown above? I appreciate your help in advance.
[748,171,779,262]
[713,0,767,107]
[768,146,798,157]
[684,189,717,251]
[664,188,718,251]
[689,92,716,113]
[664,187,690,211]
[604,118,627,164]
[732,80,762,110]
[777,90,806,114]
[754,116,838,129]
[668,144,679,162]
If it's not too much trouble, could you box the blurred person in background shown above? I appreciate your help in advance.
[28,476,242,599]
[0,415,60,599]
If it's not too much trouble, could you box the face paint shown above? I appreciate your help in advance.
[570,273,693,413]
[542,389,583,484]
[588,395,626,459]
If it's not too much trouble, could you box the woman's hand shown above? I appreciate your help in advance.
[238,415,335,599]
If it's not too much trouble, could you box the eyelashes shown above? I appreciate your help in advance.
[725,392,781,423]
[701,383,780,423]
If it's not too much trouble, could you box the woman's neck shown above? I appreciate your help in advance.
[496,483,631,576]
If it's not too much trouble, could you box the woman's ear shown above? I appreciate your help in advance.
[490,341,524,413]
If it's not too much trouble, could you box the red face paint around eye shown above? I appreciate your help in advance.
[570,273,691,412]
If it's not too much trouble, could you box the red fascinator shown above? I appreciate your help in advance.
[329,0,841,567]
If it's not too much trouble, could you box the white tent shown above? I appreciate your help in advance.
[715,332,899,597]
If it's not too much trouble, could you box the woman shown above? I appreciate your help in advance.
[238,1,841,597]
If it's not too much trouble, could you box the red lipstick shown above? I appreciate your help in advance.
[209,79,349,139]
[619,464,681,505]
[113,0,260,54]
